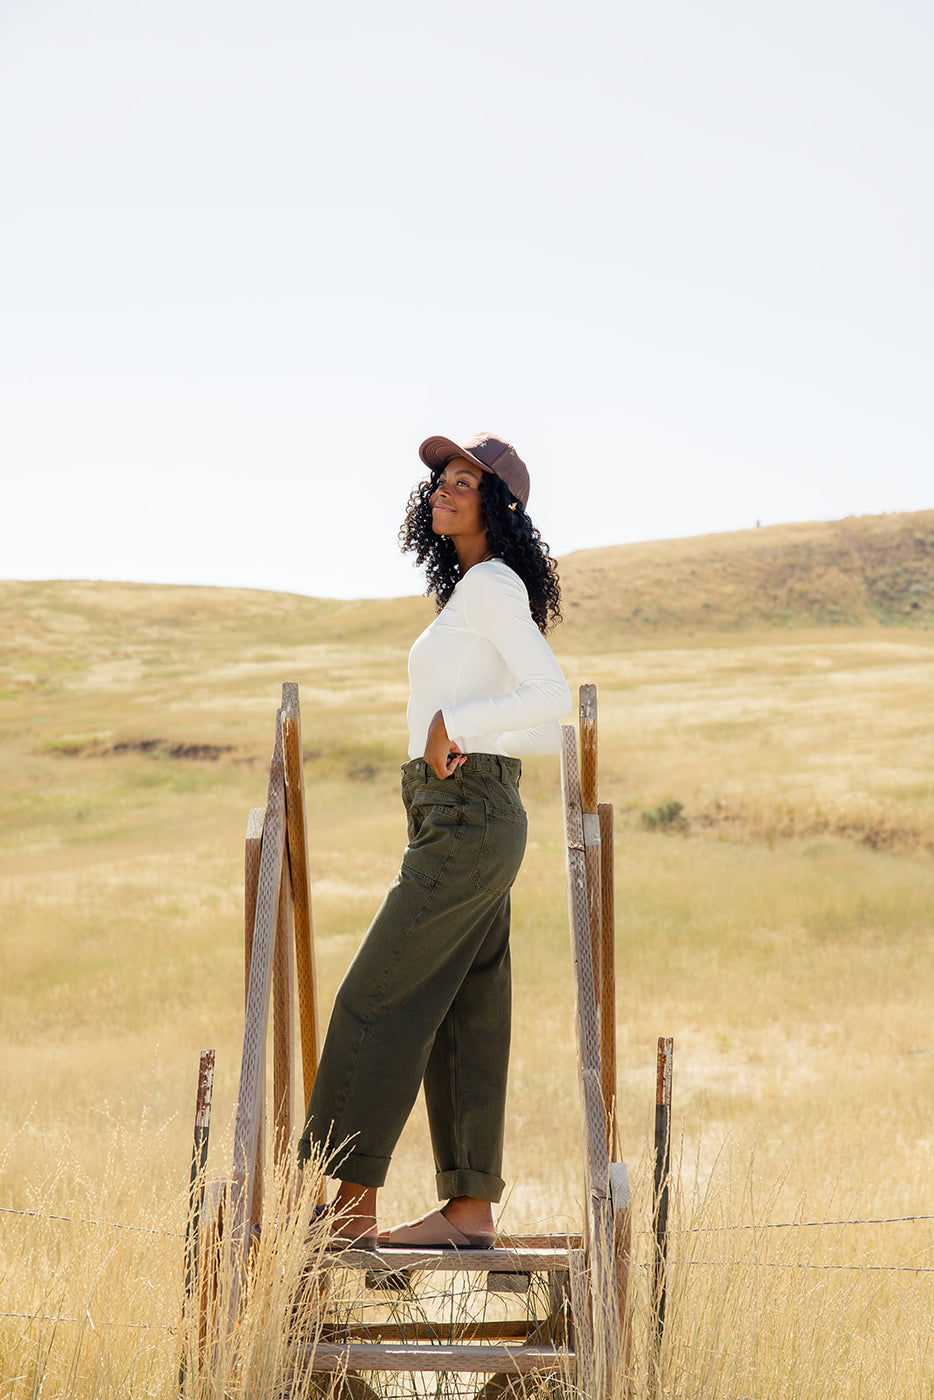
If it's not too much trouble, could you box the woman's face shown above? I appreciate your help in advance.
[429,458,488,546]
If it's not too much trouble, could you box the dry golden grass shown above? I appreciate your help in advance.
[2,513,934,1396]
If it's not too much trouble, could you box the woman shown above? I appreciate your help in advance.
[298,431,570,1248]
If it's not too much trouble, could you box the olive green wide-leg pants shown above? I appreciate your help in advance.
[298,753,527,1203]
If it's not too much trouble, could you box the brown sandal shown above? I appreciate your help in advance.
[379,1209,493,1250]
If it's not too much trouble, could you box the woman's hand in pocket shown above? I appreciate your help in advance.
[424,710,467,780]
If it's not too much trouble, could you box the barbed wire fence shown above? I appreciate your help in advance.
[3,1200,933,1336]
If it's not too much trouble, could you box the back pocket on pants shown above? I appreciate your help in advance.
[401,788,464,889]
[471,799,527,896]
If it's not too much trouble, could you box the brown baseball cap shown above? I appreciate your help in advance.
[418,431,530,508]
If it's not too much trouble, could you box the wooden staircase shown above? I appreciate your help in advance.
[297,1237,580,1390]
[188,682,631,1398]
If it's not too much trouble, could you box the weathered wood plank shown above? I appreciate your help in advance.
[568,1246,593,1397]
[495,1232,583,1250]
[579,686,603,1028]
[322,1322,532,1343]
[228,711,287,1326]
[281,682,321,1109]
[301,1343,564,1374]
[244,808,264,985]
[611,1161,633,1398]
[541,1267,571,1347]
[315,1244,572,1273]
[561,724,621,1399]
[599,801,618,1157]
[272,853,295,1164]
[244,807,265,1230]
[560,726,609,1200]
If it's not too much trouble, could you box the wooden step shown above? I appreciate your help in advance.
[300,1342,568,1375]
[321,1322,545,1344]
[321,1244,571,1274]
[496,1233,582,1249]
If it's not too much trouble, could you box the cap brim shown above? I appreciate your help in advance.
[418,436,494,476]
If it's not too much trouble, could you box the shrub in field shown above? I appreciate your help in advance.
[640,799,690,834]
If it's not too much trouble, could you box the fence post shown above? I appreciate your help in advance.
[650,1036,673,1395]
[179,1048,214,1388]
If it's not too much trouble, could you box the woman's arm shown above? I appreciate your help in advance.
[441,564,571,745]
[424,709,468,780]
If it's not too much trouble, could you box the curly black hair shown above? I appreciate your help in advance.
[398,469,562,634]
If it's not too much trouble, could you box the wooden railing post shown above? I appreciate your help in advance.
[281,682,320,1111]
[579,685,603,1040]
[244,807,265,1230]
[561,724,621,1399]
[598,800,618,1158]
[228,710,287,1329]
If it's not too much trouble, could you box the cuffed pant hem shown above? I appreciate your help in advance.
[436,1169,506,1204]
[323,1147,392,1189]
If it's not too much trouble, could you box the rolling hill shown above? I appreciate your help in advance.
[556,507,934,647]
[1,510,932,684]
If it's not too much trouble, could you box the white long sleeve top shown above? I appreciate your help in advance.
[406,559,571,760]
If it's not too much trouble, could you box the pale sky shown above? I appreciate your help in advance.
[3,0,931,599]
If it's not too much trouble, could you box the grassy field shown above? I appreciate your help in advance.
[2,511,933,1396]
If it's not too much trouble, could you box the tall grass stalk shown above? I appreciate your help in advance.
[0,1122,334,1400]
[5,1121,931,1397]
[617,1143,934,1399]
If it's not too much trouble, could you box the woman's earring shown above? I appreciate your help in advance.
[508,502,518,511]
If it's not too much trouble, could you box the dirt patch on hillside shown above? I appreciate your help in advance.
[48,738,236,761]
